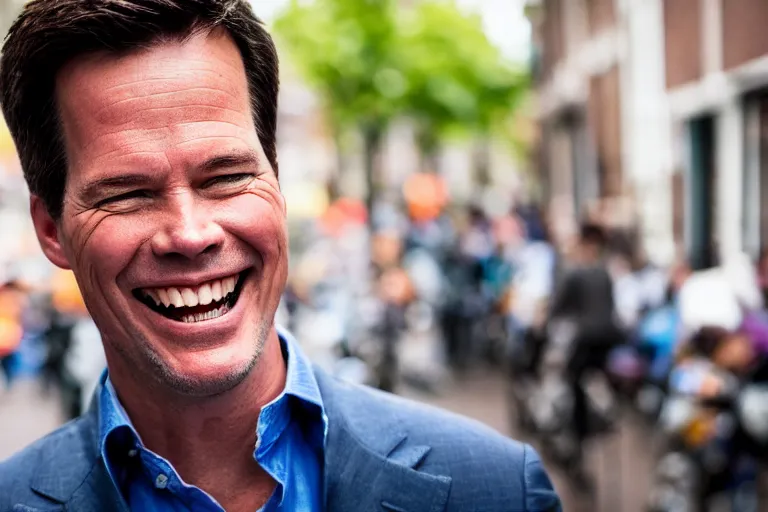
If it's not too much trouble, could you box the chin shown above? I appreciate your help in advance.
[146,337,264,398]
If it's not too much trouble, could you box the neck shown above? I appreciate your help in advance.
[108,328,286,508]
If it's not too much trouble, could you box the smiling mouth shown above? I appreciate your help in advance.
[133,271,249,323]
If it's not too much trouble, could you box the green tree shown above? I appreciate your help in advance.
[274,0,406,212]
[398,1,529,181]
[274,0,530,206]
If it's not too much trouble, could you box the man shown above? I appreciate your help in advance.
[0,1,561,510]
[546,223,622,479]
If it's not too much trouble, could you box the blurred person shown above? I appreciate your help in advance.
[460,204,495,267]
[65,314,107,417]
[547,223,624,476]
[0,1,560,511]
[40,269,89,411]
[376,264,413,392]
[507,206,557,378]
[678,326,758,377]
[0,280,25,388]
[438,244,481,372]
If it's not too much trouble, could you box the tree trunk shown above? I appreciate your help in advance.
[420,146,441,174]
[328,129,345,202]
[363,124,383,227]
[417,127,440,174]
[474,138,492,189]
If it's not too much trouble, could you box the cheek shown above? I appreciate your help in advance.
[224,190,287,259]
[64,213,148,289]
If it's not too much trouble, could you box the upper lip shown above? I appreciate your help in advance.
[131,269,249,291]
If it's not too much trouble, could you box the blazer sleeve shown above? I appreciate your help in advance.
[523,445,562,512]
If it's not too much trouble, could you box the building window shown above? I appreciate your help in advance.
[742,94,768,259]
[687,115,717,270]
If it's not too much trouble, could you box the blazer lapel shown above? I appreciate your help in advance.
[324,424,451,512]
[65,460,128,512]
[27,383,127,512]
[316,369,451,512]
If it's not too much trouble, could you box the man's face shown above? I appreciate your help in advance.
[36,31,288,396]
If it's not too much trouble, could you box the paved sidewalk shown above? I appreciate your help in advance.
[0,378,65,461]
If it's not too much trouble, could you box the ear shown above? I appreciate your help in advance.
[30,195,71,270]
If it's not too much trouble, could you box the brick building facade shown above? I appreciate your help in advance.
[526,0,672,263]
[528,0,768,268]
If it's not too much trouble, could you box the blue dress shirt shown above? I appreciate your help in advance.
[98,330,328,511]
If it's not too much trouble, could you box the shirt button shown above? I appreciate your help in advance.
[155,474,169,489]
[127,449,138,458]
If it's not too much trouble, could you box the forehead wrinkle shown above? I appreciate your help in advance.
[94,68,246,111]
[58,46,250,147]
[68,34,247,97]
[79,119,257,177]
[71,103,249,156]
[96,102,249,128]
[79,126,171,156]
[93,86,242,123]
[99,64,243,97]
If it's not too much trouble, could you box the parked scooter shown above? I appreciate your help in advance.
[648,359,764,512]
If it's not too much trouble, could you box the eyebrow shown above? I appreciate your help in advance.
[198,150,262,173]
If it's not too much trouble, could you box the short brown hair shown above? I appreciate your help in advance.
[0,0,279,219]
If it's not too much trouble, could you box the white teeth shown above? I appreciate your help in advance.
[180,303,229,323]
[142,274,240,312]
[157,289,170,307]
[211,281,223,301]
[168,288,184,308]
[198,284,213,305]
[181,288,198,307]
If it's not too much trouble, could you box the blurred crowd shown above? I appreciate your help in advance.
[0,268,104,420]
[4,172,768,510]
[272,175,768,511]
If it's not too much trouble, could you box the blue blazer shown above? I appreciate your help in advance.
[0,369,561,511]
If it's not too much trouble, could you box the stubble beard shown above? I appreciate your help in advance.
[114,319,271,399]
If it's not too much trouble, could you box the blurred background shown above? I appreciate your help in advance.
[3,0,768,510]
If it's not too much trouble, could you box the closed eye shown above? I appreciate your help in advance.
[202,173,255,188]
[95,190,151,208]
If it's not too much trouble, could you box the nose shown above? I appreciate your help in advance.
[150,192,224,260]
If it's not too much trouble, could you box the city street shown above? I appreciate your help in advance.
[0,379,65,462]
[0,369,658,511]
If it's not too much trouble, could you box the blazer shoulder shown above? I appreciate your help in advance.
[316,373,561,511]
[0,416,95,508]
[321,373,524,458]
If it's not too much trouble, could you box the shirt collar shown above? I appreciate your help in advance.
[276,326,324,412]
[254,327,327,457]
[98,327,327,488]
